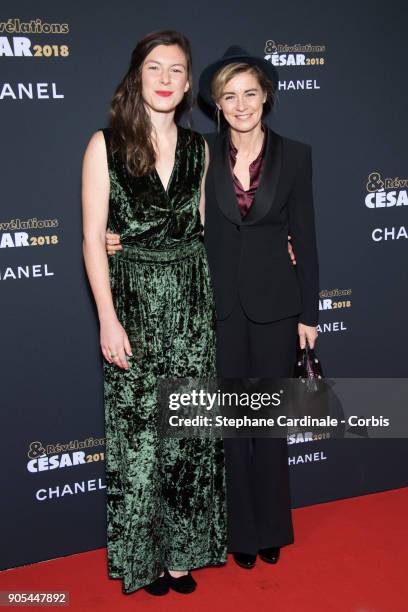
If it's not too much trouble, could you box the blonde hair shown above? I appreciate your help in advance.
[211,62,275,107]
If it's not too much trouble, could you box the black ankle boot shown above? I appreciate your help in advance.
[232,552,257,569]
[144,573,169,596]
[165,569,197,594]
[259,546,280,564]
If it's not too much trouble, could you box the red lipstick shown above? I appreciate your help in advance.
[156,90,173,97]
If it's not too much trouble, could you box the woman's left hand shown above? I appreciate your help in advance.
[298,323,318,349]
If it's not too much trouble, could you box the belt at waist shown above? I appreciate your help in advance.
[116,238,204,263]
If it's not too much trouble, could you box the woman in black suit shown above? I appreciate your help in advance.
[198,46,319,569]
[106,45,319,570]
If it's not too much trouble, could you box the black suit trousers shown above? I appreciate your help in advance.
[216,301,297,554]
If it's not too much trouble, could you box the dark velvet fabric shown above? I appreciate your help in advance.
[101,126,227,593]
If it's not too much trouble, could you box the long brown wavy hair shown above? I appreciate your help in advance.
[109,30,193,177]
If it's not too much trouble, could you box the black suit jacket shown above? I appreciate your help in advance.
[203,127,319,326]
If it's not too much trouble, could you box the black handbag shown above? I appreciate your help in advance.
[285,339,327,433]
[291,341,348,439]
[293,339,323,392]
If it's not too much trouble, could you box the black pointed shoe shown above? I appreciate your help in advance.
[165,569,197,594]
[232,552,257,569]
[259,546,280,564]
[144,573,169,596]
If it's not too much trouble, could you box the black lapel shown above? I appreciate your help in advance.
[243,127,282,225]
[211,129,242,225]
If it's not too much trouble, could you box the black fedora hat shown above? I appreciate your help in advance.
[198,45,279,107]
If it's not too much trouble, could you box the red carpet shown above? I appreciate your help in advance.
[1,488,407,611]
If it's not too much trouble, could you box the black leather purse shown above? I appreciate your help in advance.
[291,341,349,439]
[293,340,324,392]
[286,340,326,431]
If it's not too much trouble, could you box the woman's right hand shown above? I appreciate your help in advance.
[100,315,133,369]
[106,231,122,256]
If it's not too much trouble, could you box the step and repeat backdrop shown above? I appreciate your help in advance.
[1,0,407,570]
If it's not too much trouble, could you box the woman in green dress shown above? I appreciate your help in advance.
[81,30,226,596]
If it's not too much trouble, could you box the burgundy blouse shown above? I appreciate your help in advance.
[228,127,267,218]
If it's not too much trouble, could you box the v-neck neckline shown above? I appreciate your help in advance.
[229,125,266,193]
[153,124,180,195]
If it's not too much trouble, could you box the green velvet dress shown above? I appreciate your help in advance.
[101,126,227,594]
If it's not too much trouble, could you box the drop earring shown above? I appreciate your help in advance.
[216,106,222,133]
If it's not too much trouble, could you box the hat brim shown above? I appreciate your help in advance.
[198,54,279,108]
